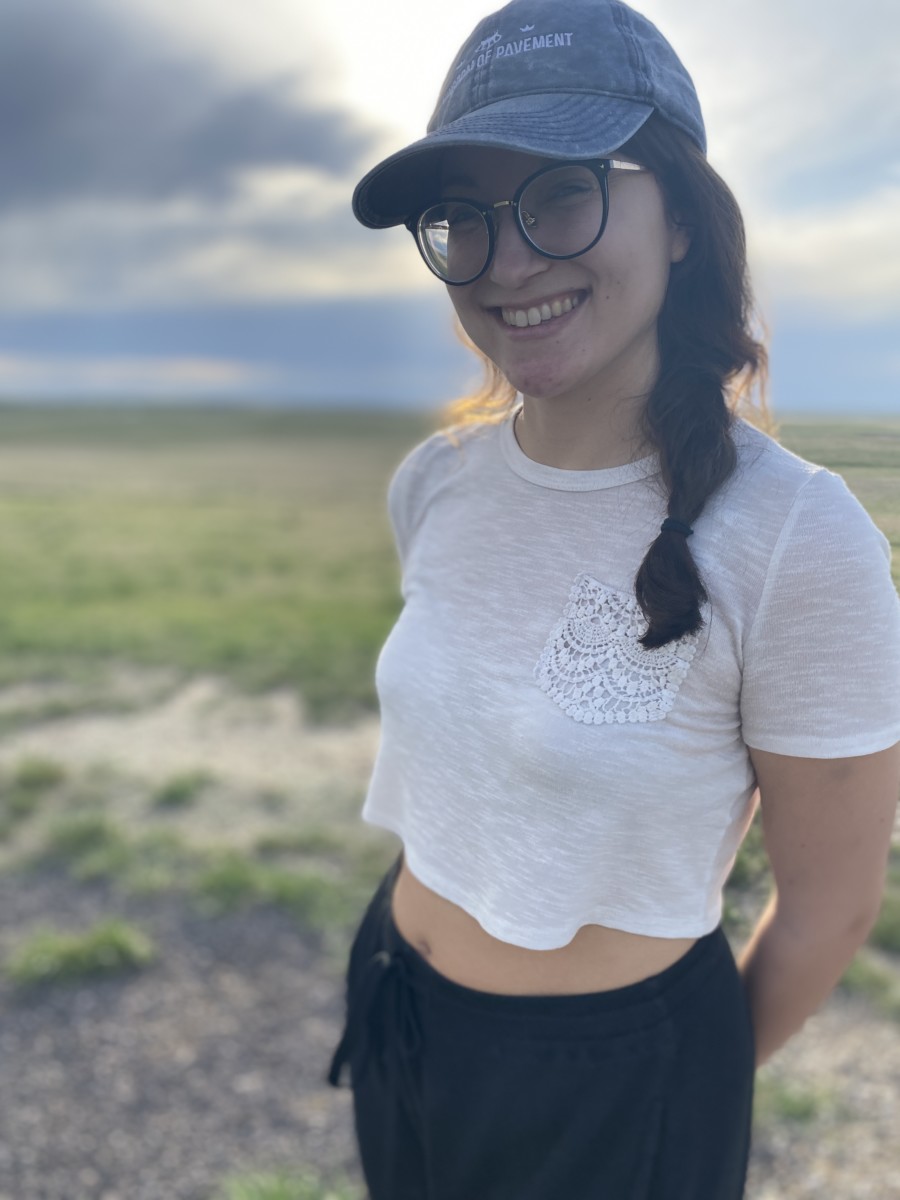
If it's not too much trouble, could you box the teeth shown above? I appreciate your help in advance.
[501,294,581,327]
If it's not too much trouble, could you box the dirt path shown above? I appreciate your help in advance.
[0,864,361,1200]
[0,675,381,799]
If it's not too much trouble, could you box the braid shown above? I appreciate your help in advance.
[635,370,736,648]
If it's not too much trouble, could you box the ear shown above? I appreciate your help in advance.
[669,216,692,264]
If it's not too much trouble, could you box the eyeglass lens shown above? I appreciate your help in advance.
[418,164,606,284]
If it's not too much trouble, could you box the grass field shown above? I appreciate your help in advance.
[0,405,895,727]
[0,406,434,724]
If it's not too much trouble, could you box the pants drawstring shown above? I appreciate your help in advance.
[326,947,423,1089]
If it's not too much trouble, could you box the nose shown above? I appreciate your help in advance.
[487,204,549,289]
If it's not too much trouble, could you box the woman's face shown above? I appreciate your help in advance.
[439,147,689,407]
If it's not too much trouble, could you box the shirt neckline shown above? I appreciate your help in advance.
[499,402,660,492]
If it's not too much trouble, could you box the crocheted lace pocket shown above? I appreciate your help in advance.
[534,573,700,724]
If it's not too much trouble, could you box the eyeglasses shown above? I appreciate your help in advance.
[408,159,648,286]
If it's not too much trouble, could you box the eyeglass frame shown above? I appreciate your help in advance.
[406,158,649,286]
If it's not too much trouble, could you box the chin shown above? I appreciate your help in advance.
[502,366,587,402]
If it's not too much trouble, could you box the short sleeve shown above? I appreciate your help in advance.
[740,468,900,757]
[385,429,461,585]
[386,448,418,570]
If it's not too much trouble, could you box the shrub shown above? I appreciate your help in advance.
[869,891,900,955]
[840,953,900,1021]
[151,769,216,810]
[5,918,156,988]
[11,757,67,792]
[213,1168,363,1200]
[754,1075,830,1125]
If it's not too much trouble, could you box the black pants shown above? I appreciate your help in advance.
[326,852,756,1199]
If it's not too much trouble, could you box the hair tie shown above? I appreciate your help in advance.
[660,517,694,537]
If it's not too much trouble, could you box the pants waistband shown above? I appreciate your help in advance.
[326,852,735,1087]
[390,848,727,1012]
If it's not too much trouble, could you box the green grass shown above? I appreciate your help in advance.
[0,790,43,832]
[23,801,387,934]
[9,756,67,792]
[4,917,157,988]
[870,885,900,954]
[753,1074,835,1125]
[840,951,900,1020]
[42,810,122,855]
[210,1167,364,1200]
[32,811,204,891]
[0,405,436,724]
[726,811,769,889]
[151,769,217,810]
[871,849,900,954]
[253,827,346,857]
[191,851,356,926]
[0,756,68,837]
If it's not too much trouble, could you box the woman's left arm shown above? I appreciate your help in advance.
[738,743,900,1068]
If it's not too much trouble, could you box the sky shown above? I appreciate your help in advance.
[0,0,898,413]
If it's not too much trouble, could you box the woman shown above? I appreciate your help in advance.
[325,1,900,1197]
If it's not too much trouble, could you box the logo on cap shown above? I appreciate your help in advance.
[445,24,576,107]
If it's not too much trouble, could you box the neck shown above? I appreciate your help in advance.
[514,390,653,471]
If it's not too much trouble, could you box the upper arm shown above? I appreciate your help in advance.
[749,743,900,936]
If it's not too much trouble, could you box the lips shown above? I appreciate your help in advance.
[496,290,585,328]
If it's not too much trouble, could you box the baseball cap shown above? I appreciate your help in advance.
[352,0,706,230]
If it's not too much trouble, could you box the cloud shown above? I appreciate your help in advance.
[750,185,900,322]
[0,351,274,398]
[3,0,898,324]
[0,296,481,405]
[639,0,900,199]
[636,0,900,324]
[0,0,412,311]
[0,0,379,210]
[0,172,425,312]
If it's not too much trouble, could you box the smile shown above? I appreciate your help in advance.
[499,292,583,328]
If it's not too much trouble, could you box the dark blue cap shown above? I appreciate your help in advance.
[352,0,706,229]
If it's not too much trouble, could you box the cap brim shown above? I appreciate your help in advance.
[352,93,654,229]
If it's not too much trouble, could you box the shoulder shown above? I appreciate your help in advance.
[388,420,490,504]
[719,419,890,558]
[389,425,464,487]
[387,418,498,558]
[727,419,824,502]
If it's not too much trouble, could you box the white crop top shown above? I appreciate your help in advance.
[360,406,900,949]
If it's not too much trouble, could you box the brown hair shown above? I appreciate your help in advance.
[436,112,773,649]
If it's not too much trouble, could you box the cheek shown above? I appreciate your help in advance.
[447,284,474,325]
[602,191,676,293]
[447,287,493,351]
[607,236,674,317]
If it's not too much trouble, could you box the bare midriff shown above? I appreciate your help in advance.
[391,855,699,996]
